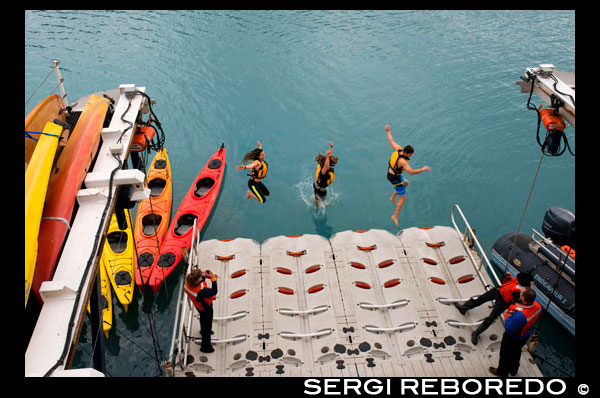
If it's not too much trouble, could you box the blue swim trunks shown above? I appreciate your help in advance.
[387,172,406,196]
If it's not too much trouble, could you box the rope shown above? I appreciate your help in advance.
[503,151,544,273]
[25,64,57,107]
[25,131,61,141]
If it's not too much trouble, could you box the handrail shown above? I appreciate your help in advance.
[280,329,333,339]
[531,228,575,275]
[365,323,416,333]
[450,204,501,288]
[359,300,409,310]
[447,320,484,327]
[182,219,198,367]
[278,305,329,316]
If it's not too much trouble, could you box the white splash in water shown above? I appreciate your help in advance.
[293,175,341,217]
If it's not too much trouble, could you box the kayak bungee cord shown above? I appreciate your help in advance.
[43,93,139,377]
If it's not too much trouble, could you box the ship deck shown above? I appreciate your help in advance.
[168,226,543,377]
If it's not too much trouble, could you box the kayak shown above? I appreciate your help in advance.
[87,257,113,338]
[25,94,67,170]
[102,209,136,311]
[133,148,173,287]
[31,94,110,305]
[25,122,63,308]
[147,144,226,294]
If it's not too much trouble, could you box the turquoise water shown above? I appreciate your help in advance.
[25,10,575,377]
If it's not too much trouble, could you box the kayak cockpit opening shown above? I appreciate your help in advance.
[194,177,215,198]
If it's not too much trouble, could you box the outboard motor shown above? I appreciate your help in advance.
[542,206,575,248]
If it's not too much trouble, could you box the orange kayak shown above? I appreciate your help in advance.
[148,144,225,294]
[25,94,67,169]
[31,94,109,305]
[133,148,173,287]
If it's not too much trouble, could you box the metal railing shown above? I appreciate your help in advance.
[450,203,501,289]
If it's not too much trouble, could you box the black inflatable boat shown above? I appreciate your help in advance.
[490,206,575,335]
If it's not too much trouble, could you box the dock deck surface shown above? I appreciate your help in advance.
[171,227,543,377]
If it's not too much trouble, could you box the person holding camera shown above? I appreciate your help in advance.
[184,268,218,353]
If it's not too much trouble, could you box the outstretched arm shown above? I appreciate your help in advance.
[257,140,262,149]
[385,125,403,151]
[400,159,431,175]
[236,159,260,171]
[321,142,333,174]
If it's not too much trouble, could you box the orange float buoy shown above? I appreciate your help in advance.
[378,259,394,268]
[353,229,368,233]
[422,258,437,265]
[430,277,446,285]
[287,250,306,257]
[286,234,302,238]
[218,238,234,242]
[276,267,293,275]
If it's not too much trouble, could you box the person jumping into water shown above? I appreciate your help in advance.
[236,140,270,204]
[313,142,338,208]
[385,124,430,226]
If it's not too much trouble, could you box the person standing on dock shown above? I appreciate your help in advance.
[454,272,533,345]
[313,142,338,208]
[184,268,218,353]
[236,140,270,204]
[385,125,430,226]
[489,287,541,377]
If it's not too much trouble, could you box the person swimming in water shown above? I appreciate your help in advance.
[313,142,338,208]
[236,140,270,204]
[385,125,431,226]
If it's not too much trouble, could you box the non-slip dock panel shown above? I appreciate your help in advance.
[173,229,542,377]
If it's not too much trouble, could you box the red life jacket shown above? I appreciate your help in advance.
[503,301,542,337]
[498,277,525,303]
[184,280,215,312]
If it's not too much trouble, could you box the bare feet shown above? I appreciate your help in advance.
[391,215,399,226]
[245,190,251,199]
[389,195,397,204]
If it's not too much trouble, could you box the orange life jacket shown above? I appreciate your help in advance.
[503,301,542,337]
[184,280,215,312]
[498,277,525,303]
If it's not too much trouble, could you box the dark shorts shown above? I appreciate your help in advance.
[387,172,406,196]
[313,181,327,198]
[248,179,270,203]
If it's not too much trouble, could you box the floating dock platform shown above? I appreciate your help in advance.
[168,213,543,377]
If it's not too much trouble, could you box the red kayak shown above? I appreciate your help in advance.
[147,144,226,293]
[32,94,110,305]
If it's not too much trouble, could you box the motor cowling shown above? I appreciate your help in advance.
[542,206,575,248]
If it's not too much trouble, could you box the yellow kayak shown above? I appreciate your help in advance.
[101,209,136,311]
[25,121,63,308]
[87,259,113,338]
